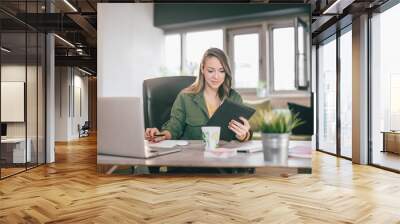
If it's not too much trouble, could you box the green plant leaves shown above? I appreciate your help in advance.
[260,110,305,134]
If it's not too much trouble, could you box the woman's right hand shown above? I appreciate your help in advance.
[145,128,167,143]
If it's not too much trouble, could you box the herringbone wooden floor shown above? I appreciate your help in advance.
[1,134,400,224]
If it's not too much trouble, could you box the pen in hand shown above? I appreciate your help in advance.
[147,133,166,143]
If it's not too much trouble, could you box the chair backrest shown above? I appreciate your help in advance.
[82,121,90,129]
[143,76,196,129]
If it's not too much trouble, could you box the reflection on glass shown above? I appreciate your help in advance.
[318,37,337,154]
[233,33,259,88]
[340,30,352,158]
[164,34,181,76]
[186,30,223,76]
[1,32,27,177]
[371,3,400,171]
[273,27,295,91]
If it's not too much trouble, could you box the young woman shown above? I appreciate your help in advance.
[145,48,252,142]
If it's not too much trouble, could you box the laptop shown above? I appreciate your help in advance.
[98,97,181,158]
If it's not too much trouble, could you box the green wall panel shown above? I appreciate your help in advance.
[154,3,310,30]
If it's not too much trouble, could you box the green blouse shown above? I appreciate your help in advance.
[161,89,243,140]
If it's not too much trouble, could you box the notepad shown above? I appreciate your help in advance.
[206,99,256,141]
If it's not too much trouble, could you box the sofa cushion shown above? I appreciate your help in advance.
[244,99,272,132]
[287,102,313,135]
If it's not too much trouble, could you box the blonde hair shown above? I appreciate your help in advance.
[183,48,232,99]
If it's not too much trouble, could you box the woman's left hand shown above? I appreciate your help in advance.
[228,117,251,141]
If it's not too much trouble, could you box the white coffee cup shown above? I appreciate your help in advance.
[201,126,220,151]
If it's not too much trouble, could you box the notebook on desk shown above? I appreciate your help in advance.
[206,99,256,141]
[221,141,262,153]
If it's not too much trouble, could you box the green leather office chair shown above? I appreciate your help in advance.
[143,76,196,130]
[142,76,196,174]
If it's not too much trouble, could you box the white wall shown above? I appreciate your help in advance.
[97,3,164,156]
[55,67,69,141]
[55,67,89,141]
[97,3,164,98]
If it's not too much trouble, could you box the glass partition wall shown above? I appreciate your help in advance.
[316,25,352,159]
[0,4,46,179]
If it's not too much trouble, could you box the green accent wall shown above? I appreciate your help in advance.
[154,3,310,31]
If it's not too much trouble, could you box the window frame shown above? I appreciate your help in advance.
[295,17,310,90]
[226,25,264,93]
[268,22,309,96]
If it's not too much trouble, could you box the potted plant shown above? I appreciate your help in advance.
[256,81,267,97]
[259,109,304,163]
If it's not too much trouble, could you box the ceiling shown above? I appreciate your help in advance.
[0,0,392,75]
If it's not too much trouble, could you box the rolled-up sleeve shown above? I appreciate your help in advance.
[161,93,186,139]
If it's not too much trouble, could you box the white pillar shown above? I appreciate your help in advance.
[46,32,55,163]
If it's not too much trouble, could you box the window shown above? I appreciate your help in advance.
[317,36,337,155]
[390,74,400,130]
[164,34,181,76]
[163,18,310,94]
[371,3,400,171]
[228,28,261,89]
[271,27,295,91]
[185,29,223,76]
[339,28,352,158]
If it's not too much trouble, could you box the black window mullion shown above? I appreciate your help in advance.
[367,11,373,165]
[336,29,341,157]
[25,0,28,171]
[315,44,319,150]
[36,0,39,167]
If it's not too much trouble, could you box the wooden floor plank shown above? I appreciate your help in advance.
[0,134,400,223]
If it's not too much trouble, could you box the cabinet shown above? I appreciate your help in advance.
[382,132,400,154]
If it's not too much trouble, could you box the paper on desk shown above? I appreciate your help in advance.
[147,140,189,148]
[204,148,237,158]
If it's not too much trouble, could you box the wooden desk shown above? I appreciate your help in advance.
[382,131,400,154]
[97,140,312,175]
